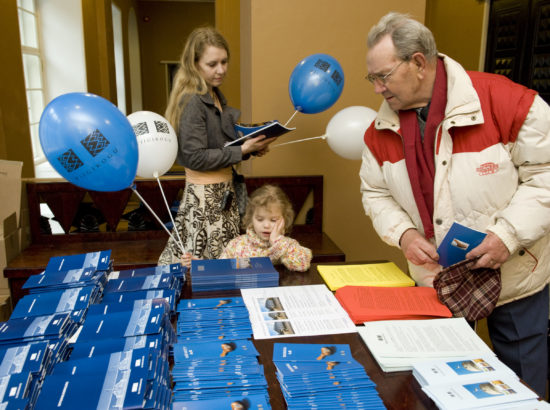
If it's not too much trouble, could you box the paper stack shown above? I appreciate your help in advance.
[11,285,102,324]
[38,297,176,409]
[176,296,252,342]
[317,262,415,291]
[44,249,112,274]
[335,285,452,323]
[101,263,184,312]
[0,313,78,408]
[22,266,108,294]
[75,298,176,343]
[171,296,270,408]
[273,342,385,409]
[0,341,53,409]
[190,257,279,292]
[413,356,541,409]
[357,318,495,372]
[35,346,171,409]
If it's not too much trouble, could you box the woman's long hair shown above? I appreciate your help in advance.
[165,27,230,129]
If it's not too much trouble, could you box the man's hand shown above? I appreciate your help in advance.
[400,228,440,269]
[466,231,510,269]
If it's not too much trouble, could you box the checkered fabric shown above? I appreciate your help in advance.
[433,258,501,321]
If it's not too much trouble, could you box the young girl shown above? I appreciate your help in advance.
[219,185,312,271]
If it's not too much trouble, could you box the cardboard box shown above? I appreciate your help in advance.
[0,160,23,237]
[0,160,24,295]
[0,228,22,289]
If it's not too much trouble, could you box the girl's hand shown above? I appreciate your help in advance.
[180,252,193,268]
[270,218,285,245]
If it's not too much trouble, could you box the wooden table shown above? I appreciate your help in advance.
[4,231,344,309]
[188,263,437,410]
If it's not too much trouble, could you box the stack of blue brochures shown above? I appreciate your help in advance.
[0,311,78,407]
[33,297,176,409]
[101,264,185,313]
[273,343,386,409]
[176,296,253,342]
[22,266,108,294]
[34,346,171,409]
[0,341,53,409]
[75,298,176,344]
[171,297,270,409]
[0,372,34,409]
[0,313,77,350]
[11,285,102,324]
[44,250,112,274]
[190,257,279,292]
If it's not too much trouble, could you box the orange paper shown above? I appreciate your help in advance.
[335,285,452,324]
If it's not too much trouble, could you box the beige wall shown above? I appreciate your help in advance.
[0,0,34,177]
[426,0,487,71]
[136,1,215,116]
[235,0,429,269]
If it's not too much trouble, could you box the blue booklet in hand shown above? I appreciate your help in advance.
[225,120,295,147]
[437,222,487,267]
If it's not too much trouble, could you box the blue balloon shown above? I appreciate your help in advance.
[39,93,138,192]
[288,53,344,114]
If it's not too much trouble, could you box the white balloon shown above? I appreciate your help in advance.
[325,106,377,160]
[127,111,178,178]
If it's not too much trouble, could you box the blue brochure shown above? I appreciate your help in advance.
[225,120,295,147]
[110,263,182,279]
[45,250,111,273]
[69,334,165,360]
[11,286,98,319]
[22,267,104,291]
[273,343,354,362]
[178,296,245,310]
[173,340,259,361]
[172,393,271,409]
[437,222,487,267]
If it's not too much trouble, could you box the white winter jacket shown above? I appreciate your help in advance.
[360,54,550,305]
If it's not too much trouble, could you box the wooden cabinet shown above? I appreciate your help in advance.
[485,0,550,103]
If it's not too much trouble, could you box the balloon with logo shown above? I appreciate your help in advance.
[325,106,377,160]
[127,111,178,178]
[288,53,345,114]
[39,92,138,191]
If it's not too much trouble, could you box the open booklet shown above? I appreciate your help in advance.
[224,120,296,147]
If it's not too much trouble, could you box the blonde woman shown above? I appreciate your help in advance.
[158,27,274,266]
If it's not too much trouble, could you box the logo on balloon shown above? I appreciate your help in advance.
[154,121,170,134]
[81,129,110,157]
[127,111,178,178]
[57,149,84,173]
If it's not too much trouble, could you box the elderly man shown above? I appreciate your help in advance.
[360,12,550,397]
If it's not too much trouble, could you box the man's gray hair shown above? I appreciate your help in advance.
[367,12,438,61]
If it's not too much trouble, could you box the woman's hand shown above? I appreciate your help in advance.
[241,135,276,155]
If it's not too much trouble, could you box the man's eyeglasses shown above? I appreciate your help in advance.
[366,60,406,85]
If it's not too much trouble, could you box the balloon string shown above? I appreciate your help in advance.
[155,176,186,254]
[284,110,299,127]
[130,186,187,256]
[271,135,327,148]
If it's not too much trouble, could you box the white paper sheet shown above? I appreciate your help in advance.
[241,284,357,339]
